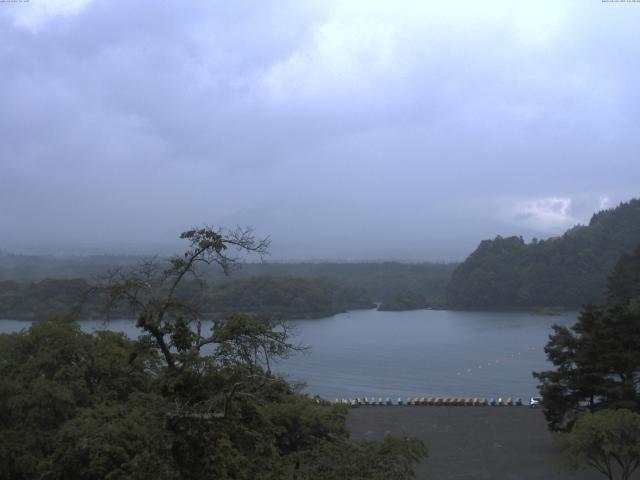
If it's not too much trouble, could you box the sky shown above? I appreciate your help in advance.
[0,0,638,261]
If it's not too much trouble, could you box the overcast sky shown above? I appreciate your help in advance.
[1,0,638,260]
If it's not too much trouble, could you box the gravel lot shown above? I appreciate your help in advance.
[346,406,608,480]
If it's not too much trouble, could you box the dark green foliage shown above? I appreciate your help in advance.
[0,278,94,320]
[286,262,455,306]
[534,304,640,430]
[47,397,175,480]
[0,316,426,480]
[447,199,640,308]
[534,250,640,431]
[0,227,426,479]
[556,409,640,480]
[0,254,456,313]
[0,317,167,479]
[201,276,374,319]
[0,276,374,321]
[378,289,446,311]
[607,244,640,306]
[0,253,139,281]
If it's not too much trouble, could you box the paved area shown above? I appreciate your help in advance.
[346,406,609,480]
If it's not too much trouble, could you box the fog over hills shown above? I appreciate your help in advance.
[1,1,639,260]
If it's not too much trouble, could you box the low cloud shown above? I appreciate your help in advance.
[510,197,577,233]
[0,1,638,259]
[11,0,94,31]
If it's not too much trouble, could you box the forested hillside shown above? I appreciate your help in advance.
[192,276,374,319]
[446,199,640,308]
[0,253,139,281]
[0,255,455,314]
[0,276,374,321]
[606,243,640,305]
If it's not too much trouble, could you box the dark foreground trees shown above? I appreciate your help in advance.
[535,244,640,479]
[533,303,640,431]
[0,227,426,479]
[533,244,640,432]
[556,409,640,480]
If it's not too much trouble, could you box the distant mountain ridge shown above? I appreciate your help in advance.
[446,198,640,308]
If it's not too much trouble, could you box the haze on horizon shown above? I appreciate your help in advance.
[1,0,638,261]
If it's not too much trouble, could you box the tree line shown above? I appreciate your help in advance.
[0,276,374,321]
[0,254,456,315]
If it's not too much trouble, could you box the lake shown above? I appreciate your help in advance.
[0,308,576,401]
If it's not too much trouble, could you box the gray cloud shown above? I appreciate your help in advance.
[1,0,638,260]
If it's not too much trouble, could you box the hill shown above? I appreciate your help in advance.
[0,276,374,321]
[446,198,640,308]
[0,255,456,312]
[606,242,640,305]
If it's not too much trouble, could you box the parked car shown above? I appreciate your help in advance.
[529,396,542,408]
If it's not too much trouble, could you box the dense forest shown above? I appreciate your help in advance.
[446,199,640,308]
[0,315,427,479]
[377,289,446,311]
[0,256,455,318]
[226,262,457,306]
[0,276,374,321]
[0,255,455,303]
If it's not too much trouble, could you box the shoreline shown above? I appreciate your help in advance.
[0,304,582,323]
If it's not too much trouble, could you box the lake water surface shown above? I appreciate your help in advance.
[0,308,576,401]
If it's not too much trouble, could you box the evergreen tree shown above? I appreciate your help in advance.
[534,246,640,431]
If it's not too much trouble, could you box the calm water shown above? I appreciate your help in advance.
[0,309,576,400]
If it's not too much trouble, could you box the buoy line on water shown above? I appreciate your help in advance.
[454,345,538,377]
[316,346,541,409]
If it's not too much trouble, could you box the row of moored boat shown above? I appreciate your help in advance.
[333,397,524,407]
